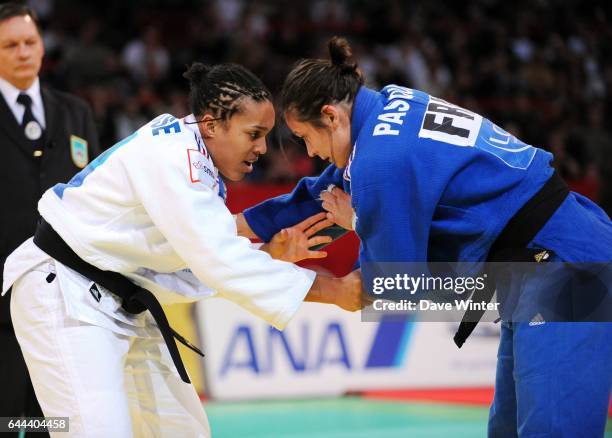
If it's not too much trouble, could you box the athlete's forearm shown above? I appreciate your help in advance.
[306,271,363,312]
[305,275,339,304]
[234,213,258,239]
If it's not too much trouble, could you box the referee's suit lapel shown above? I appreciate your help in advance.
[0,92,33,158]
[41,87,60,144]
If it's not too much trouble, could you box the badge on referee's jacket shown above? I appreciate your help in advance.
[70,135,89,168]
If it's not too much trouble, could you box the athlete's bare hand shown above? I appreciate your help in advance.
[263,212,334,262]
[320,186,354,230]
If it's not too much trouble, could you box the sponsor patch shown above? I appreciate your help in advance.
[187,149,215,186]
[70,135,89,168]
[89,283,102,302]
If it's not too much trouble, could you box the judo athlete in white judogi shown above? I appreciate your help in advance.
[2,63,363,437]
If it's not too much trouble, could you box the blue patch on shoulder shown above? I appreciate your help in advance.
[151,114,181,136]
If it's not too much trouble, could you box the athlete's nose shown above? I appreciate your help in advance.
[253,137,267,155]
[305,143,316,158]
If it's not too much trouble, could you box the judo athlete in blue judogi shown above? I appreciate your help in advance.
[236,37,612,437]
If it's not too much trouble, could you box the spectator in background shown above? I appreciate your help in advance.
[575,103,612,214]
[113,95,148,140]
[122,26,170,84]
[0,3,99,434]
[59,17,116,89]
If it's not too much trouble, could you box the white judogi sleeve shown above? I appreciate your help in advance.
[126,139,315,330]
[25,114,316,331]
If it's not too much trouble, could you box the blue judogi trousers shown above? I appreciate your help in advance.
[489,321,611,437]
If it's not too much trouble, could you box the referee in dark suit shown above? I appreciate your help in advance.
[0,3,99,434]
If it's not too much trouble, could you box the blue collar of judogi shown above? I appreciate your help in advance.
[350,86,381,146]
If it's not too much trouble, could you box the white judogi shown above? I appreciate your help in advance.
[3,114,316,437]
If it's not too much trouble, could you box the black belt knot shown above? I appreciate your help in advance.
[454,171,569,348]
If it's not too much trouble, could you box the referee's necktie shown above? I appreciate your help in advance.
[16,92,45,157]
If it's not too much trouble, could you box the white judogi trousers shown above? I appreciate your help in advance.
[11,262,210,438]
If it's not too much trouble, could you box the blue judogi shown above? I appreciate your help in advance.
[244,86,612,436]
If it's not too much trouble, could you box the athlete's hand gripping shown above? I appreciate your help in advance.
[319,186,355,230]
[262,212,334,262]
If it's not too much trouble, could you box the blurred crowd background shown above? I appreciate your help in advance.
[29,0,611,214]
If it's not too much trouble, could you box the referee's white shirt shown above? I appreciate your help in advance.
[0,75,46,128]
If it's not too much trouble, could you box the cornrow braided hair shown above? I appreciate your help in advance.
[281,36,365,125]
[183,63,271,122]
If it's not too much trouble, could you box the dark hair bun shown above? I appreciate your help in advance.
[328,36,358,73]
[183,62,211,85]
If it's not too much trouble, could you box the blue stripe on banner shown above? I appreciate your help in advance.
[53,132,138,199]
[393,316,415,367]
[365,315,412,368]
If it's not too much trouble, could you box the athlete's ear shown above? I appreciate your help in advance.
[321,105,339,128]
[199,114,217,138]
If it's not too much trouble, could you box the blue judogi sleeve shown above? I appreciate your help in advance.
[243,164,344,242]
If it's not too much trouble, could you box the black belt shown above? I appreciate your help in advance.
[453,171,569,348]
[33,219,203,384]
